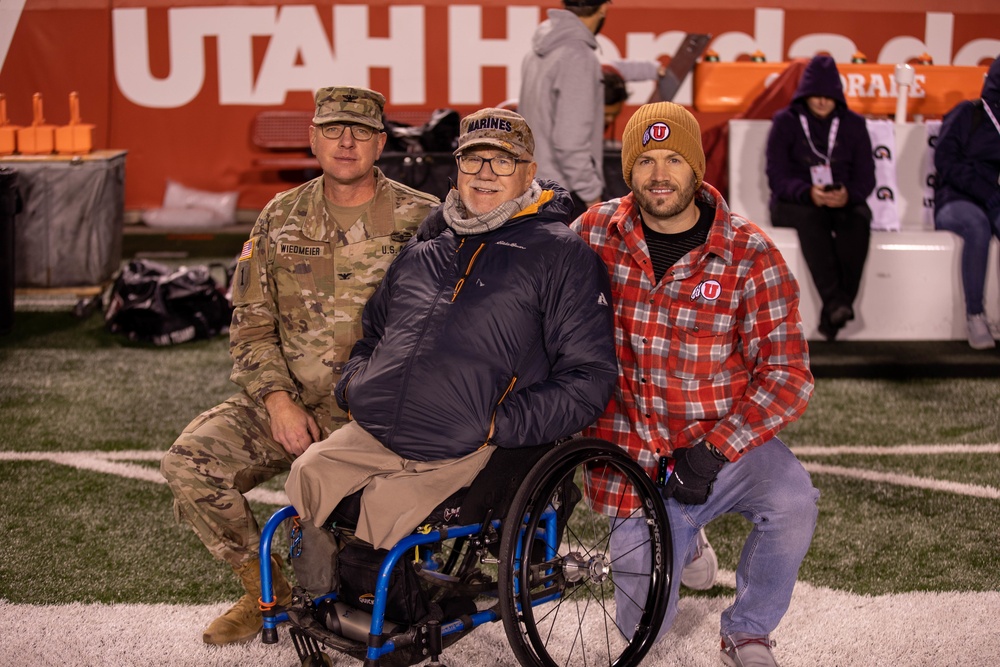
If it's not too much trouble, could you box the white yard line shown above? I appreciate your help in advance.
[0,450,290,506]
[801,462,1000,499]
[791,444,1000,455]
[4,444,999,505]
[789,444,1000,499]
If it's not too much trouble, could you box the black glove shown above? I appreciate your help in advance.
[663,443,726,505]
[415,213,448,241]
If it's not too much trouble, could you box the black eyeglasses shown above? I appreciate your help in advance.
[456,154,529,177]
[317,123,377,141]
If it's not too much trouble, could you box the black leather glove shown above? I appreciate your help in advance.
[415,213,448,241]
[663,443,726,505]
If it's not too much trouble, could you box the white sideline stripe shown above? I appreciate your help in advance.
[0,450,290,505]
[1,584,997,667]
[802,462,1000,499]
[792,444,1000,455]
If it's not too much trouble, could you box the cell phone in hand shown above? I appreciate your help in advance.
[655,455,675,487]
[823,183,843,192]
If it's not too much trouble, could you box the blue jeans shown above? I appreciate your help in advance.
[935,200,1000,316]
[610,438,819,641]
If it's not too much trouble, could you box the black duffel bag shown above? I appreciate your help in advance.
[104,259,233,345]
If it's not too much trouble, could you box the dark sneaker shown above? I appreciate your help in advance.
[828,304,853,328]
[817,317,838,341]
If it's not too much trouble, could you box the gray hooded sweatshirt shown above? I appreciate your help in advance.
[519,9,605,204]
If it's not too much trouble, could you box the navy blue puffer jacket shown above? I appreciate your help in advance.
[335,181,617,461]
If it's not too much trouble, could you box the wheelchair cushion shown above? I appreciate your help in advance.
[457,443,554,524]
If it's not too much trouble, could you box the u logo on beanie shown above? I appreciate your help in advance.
[621,102,705,190]
[643,122,670,145]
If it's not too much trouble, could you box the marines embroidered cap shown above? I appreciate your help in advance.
[454,108,535,159]
[312,86,386,130]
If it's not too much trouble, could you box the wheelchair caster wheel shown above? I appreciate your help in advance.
[302,652,333,667]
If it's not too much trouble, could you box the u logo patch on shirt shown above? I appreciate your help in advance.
[691,280,722,302]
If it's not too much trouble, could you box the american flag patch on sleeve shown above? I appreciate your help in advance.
[239,239,254,261]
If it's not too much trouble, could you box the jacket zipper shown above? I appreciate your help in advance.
[452,242,486,302]
[487,375,518,446]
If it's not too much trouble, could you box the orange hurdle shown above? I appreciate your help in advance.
[55,91,94,155]
[17,93,56,155]
[0,94,21,156]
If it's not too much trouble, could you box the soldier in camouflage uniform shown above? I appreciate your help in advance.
[160,86,439,646]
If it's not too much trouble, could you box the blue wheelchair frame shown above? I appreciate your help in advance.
[259,505,560,665]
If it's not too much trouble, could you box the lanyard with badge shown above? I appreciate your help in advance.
[799,114,840,187]
[983,102,1000,186]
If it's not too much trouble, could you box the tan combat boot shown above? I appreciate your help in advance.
[202,555,293,645]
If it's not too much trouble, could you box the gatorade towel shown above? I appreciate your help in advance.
[922,120,942,230]
[865,119,900,231]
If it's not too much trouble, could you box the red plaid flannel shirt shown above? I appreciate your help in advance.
[572,184,813,516]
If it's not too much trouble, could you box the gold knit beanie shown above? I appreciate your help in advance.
[621,102,705,189]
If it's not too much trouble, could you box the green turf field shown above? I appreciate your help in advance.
[1,309,998,667]
[2,310,997,608]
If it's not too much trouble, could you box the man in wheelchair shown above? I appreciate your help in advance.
[284,107,618,592]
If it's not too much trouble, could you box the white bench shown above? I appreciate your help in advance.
[728,119,1000,341]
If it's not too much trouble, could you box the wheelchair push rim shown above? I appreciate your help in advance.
[497,437,672,667]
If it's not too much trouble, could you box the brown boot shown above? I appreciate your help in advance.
[202,555,292,645]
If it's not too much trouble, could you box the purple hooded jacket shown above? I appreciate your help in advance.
[765,55,876,209]
[933,56,1000,213]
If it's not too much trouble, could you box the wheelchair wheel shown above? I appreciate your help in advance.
[497,438,671,667]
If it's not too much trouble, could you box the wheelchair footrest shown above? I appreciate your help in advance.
[287,604,370,662]
[290,626,328,665]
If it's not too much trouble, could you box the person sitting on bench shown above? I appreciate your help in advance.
[285,108,617,553]
[933,55,1000,350]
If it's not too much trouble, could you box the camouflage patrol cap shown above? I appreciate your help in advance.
[454,108,535,159]
[312,86,386,130]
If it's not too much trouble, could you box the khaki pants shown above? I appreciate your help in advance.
[286,421,494,550]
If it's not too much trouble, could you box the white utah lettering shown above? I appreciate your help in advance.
[448,5,539,105]
[113,4,425,108]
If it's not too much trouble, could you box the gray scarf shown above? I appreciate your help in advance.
[442,181,543,236]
